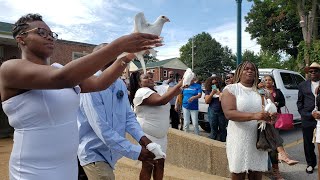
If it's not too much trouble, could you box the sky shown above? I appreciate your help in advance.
[0,0,260,60]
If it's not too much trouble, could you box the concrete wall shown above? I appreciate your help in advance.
[127,128,230,178]
[166,129,230,177]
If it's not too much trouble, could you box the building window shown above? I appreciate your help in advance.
[149,69,155,73]
[72,51,88,60]
[163,70,167,77]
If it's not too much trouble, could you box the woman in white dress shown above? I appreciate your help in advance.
[312,85,320,178]
[0,13,162,180]
[221,61,276,180]
[129,71,182,180]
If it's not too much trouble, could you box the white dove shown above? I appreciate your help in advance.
[258,98,278,131]
[117,12,170,74]
[182,68,194,86]
[146,142,166,160]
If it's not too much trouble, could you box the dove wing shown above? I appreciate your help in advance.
[134,12,148,33]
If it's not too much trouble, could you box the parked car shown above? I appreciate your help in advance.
[198,68,305,133]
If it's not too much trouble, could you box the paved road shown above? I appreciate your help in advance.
[184,124,317,180]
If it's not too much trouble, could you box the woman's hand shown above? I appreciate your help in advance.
[188,96,195,103]
[312,110,320,119]
[210,89,217,95]
[252,111,269,121]
[174,105,179,112]
[112,33,163,53]
[267,112,278,124]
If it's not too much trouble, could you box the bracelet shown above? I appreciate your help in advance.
[120,59,129,67]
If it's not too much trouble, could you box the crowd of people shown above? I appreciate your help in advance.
[2,13,320,180]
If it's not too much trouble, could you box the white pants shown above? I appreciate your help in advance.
[182,107,199,135]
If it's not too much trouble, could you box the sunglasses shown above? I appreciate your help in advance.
[20,27,58,40]
[225,76,232,80]
[309,70,320,74]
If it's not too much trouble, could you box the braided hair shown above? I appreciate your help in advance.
[233,61,259,91]
[12,13,43,39]
[128,71,141,106]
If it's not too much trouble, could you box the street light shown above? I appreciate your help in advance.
[236,0,242,66]
[192,38,194,71]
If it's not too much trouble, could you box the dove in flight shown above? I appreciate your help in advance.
[118,12,170,74]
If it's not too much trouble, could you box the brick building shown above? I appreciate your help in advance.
[128,57,188,82]
[0,22,96,65]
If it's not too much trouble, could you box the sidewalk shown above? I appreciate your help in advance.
[0,137,229,180]
[0,138,12,180]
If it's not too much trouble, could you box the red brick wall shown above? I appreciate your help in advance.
[50,40,95,65]
[3,45,19,59]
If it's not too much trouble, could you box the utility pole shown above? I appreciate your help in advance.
[192,38,194,71]
[236,0,242,66]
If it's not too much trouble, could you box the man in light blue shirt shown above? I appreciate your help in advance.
[77,44,155,180]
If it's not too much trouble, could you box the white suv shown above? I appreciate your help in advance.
[198,68,305,133]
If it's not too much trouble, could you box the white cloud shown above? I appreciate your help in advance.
[156,21,261,60]
[0,0,260,62]
[208,21,261,54]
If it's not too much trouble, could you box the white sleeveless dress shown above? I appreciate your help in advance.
[2,63,81,180]
[224,83,268,173]
[133,85,170,153]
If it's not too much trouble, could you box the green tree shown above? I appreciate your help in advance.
[258,51,283,68]
[142,54,159,64]
[242,50,261,66]
[221,46,236,73]
[245,0,303,59]
[179,32,231,80]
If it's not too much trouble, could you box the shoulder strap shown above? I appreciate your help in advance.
[260,95,265,110]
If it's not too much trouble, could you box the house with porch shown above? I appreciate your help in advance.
[127,57,189,82]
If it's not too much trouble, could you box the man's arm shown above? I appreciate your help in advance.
[121,84,148,145]
[80,92,142,160]
[297,84,305,116]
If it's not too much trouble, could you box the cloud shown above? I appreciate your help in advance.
[156,21,261,60]
[208,21,261,54]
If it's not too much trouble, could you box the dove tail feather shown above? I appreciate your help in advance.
[149,49,157,57]
[136,53,146,75]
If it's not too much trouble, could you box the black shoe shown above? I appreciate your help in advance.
[306,166,314,174]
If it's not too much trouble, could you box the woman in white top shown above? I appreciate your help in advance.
[312,85,320,178]
[129,71,182,180]
[221,61,276,180]
[1,13,162,180]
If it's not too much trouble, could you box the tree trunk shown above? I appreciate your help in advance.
[297,0,317,78]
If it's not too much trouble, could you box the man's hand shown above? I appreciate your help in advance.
[139,136,152,147]
[138,146,156,162]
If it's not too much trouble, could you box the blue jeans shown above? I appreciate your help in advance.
[208,108,227,142]
[182,107,199,135]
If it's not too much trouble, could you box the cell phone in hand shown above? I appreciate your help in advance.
[212,84,217,90]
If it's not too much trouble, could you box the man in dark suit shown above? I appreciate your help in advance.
[297,62,320,174]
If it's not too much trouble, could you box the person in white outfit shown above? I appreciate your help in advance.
[221,61,276,180]
[129,71,182,180]
[0,13,162,180]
